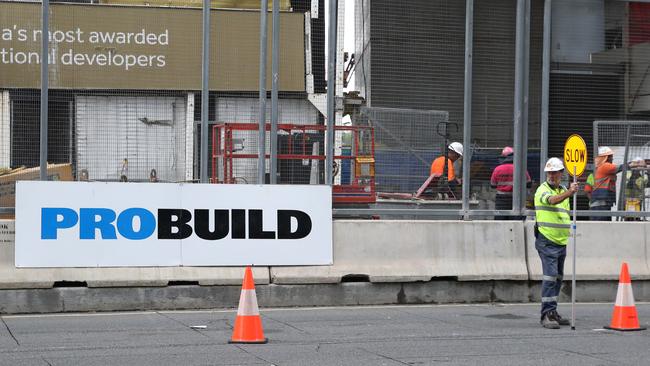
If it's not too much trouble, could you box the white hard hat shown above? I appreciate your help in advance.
[633,157,647,167]
[598,146,613,157]
[448,142,463,156]
[544,157,565,172]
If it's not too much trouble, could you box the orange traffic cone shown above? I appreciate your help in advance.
[229,267,268,343]
[604,262,646,331]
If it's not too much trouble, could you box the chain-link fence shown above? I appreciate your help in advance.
[3,0,650,220]
[594,120,650,218]
[547,1,650,220]
[358,107,448,194]
[0,0,318,216]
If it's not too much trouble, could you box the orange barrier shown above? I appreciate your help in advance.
[604,262,646,331]
[229,266,268,343]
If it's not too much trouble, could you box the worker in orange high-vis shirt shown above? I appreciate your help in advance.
[430,142,463,180]
[591,146,641,221]
[430,142,463,198]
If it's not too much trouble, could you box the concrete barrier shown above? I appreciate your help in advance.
[270,220,528,284]
[7,217,650,288]
[5,217,650,313]
[525,221,650,280]
[0,220,270,288]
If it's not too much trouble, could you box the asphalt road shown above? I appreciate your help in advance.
[1,303,649,365]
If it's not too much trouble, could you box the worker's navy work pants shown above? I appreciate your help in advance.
[494,193,525,220]
[590,190,614,221]
[590,205,612,221]
[535,234,566,317]
[494,193,513,220]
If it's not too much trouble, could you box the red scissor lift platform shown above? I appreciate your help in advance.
[211,123,376,204]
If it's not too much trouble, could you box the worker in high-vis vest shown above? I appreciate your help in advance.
[490,146,531,220]
[534,157,578,329]
[624,157,648,215]
[430,142,463,197]
[590,146,618,221]
[591,147,642,220]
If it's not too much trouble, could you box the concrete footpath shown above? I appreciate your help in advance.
[0,303,648,366]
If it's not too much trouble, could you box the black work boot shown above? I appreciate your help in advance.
[540,312,560,329]
[548,310,570,326]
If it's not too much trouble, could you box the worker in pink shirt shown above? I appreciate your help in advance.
[490,146,531,220]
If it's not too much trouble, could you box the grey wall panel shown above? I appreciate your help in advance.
[76,95,187,182]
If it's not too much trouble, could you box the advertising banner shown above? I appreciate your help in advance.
[15,181,332,267]
[0,2,305,91]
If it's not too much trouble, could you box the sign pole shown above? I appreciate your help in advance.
[571,165,577,330]
[563,134,586,331]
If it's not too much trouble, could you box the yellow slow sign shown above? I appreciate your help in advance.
[563,134,587,177]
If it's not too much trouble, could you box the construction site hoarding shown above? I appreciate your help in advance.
[0,2,305,91]
[98,0,292,11]
[15,181,333,267]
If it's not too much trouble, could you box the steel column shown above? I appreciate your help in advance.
[540,0,551,182]
[200,0,210,183]
[513,0,526,214]
[520,0,530,211]
[257,0,269,184]
[326,0,338,185]
[40,0,49,180]
[270,0,280,184]
[462,0,474,219]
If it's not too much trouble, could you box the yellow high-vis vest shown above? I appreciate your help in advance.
[534,181,571,246]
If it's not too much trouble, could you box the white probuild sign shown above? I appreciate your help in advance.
[15,181,332,267]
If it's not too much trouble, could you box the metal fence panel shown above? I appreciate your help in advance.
[4,0,650,220]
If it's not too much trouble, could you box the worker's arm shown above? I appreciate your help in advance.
[547,182,578,205]
[598,163,619,175]
[610,161,640,174]
[490,169,498,188]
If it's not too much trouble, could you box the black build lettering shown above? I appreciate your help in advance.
[277,210,312,239]
[194,209,229,240]
[157,209,192,239]
[231,209,247,239]
[248,209,276,239]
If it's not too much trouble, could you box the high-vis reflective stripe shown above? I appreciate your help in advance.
[537,222,571,229]
[534,181,571,245]
[594,176,615,191]
[589,200,609,208]
[542,275,557,282]
[614,283,636,307]
[557,275,563,281]
[535,206,571,215]
[541,296,558,303]
[236,289,260,316]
